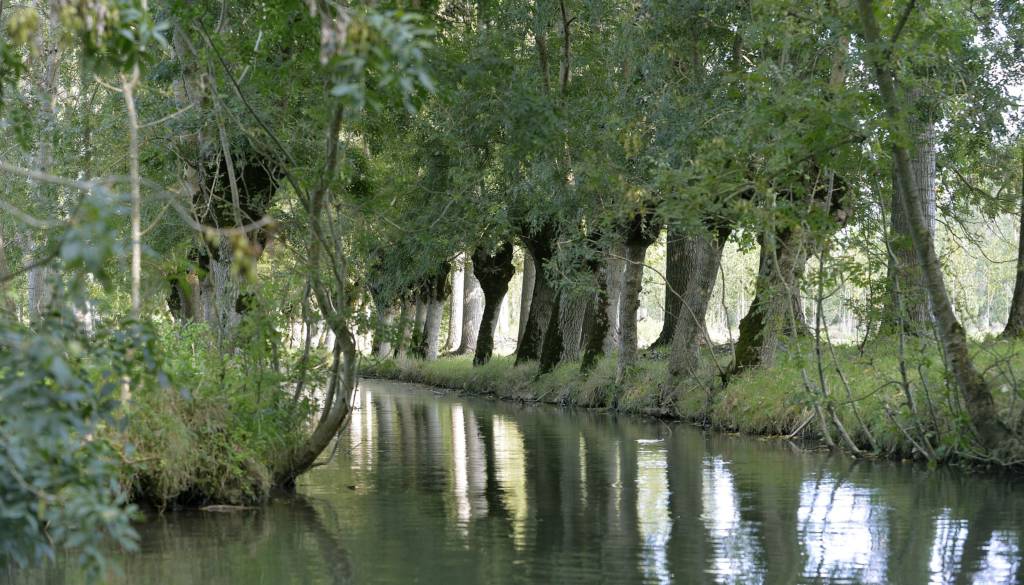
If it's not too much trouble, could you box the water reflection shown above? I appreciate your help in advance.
[636,439,672,584]
[492,414,529,551]
[12,379,1024,585]
[798,476,887,582]
[701,457,765,583]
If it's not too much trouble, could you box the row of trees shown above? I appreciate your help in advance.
[2,0,1024,573]
[360,0,1024,449]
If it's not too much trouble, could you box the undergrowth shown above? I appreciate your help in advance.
[114,321,322,507]
[364,336,1024,466]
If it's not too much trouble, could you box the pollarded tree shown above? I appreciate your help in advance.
[472,242,516,365]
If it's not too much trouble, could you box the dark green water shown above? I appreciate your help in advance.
[11,379,1024,584]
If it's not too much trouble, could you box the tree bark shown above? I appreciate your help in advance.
[1004,149,1024,338]
[666,226,730,392]
[651,227,685,349]
[446,254,465,351]
[26,20,61,321]
[422,263,451,361]
[412,295,427,358]
[581,239,611,373]
[603,242,626,353]
[559,291,589,362]
[122,65,142,322]
[517,250,536,345]
[857,0,1008,449]
[395,300,415,358]
[455,261,484,354]
[472,243,515,365]
[616,214,660,384]
[516,221,558,364]
[885,89,937,334]
[732,227,809,371]
[424,298,445,360]
[538,291,564,374]
[374,305,397,359]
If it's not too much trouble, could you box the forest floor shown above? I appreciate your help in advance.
[363,337,1024,464]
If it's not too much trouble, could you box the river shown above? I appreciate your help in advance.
[10,379,1024,584]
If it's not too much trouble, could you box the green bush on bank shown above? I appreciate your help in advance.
[363,337,1024,464]
[115,322,321,507]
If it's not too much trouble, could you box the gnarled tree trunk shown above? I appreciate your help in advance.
[732,227,809,372]
[412,292,428,358]
[472,243,515,365]
[538,291,564,374]
[581,238,611,373]
[603,242,626,352]
[395,300,415,358]
[423,263,451,361]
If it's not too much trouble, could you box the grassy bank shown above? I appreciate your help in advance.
[363,337,1024,464]
[110,322,321,508]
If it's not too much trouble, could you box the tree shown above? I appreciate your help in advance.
[472,243,515,365]
[855,0,1009,448]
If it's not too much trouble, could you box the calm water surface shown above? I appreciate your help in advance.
[11,379,1024,584]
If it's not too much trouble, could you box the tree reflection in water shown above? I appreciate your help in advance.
[12,379,1024,584]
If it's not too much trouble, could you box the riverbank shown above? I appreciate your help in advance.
[362,337,1024,464]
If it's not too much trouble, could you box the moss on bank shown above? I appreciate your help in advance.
[363,337,1024,464]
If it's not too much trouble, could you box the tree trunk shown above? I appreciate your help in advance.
[559,291,589,362]
[411,295,427,357]
[455,262,484,355]
[424,298,445,360]
[395,300,415,358]
[417,263,451,361]
[446,254,465,351]
[666,226,730,392]
[517,251,536,345]
[516,222,558,364]
[472,243,515,365]
[616,214,661,384]
[26,25,60,321]
[581,244,611,373]
[374,305,398,359]
[1002,149,1024,338]
[651,227,685,349]
[0,224,12,316]
[603,241,626,353]
[732,227,809,371]
[198,240,244,344]
[538,291,564,374]
[858,0,1008,449]
[276,333,355,488]
[885,89,937,334]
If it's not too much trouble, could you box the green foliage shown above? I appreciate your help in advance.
[0,307,137,578]
[120,321,317,506]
